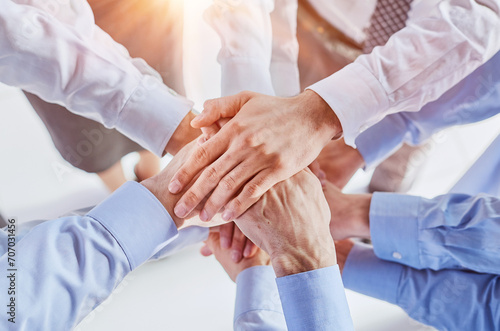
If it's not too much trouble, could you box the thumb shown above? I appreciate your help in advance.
[191,91,255,128]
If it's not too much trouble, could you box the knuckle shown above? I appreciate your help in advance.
[245,182,262,199]
[204,166,219,182]
[220,175,237,191]
[231,197,243,211]
[194,145,210,165]
[184,190,200,206]
[175,168,190,183]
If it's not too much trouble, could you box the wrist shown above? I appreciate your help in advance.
[270,240,337,278]
[164,111,201,155]
[342,194,372,239]
[298,90,343,142]
[141,178,184,229]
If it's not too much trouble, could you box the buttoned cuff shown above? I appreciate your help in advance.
[235,266,282,320]
[343,243,403,305]
[220,57,275,96]
[307,62,389,147]
[118,77,193,156]
[370,193,421,268]
[276,265,353,331]
[355,114,409,170]
[151,226,209,260]
[87,181,178,270]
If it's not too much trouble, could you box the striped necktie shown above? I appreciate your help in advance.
[363,0,413,53]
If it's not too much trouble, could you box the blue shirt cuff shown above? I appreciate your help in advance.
[276,265,354,331]
[355,114,409,170]
[343,243,403,305]
[235,265,283,321]
[87,181,178,270]
[370,192,421,268]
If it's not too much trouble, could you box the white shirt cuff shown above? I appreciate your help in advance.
[307,62,389,147]
[118,77,193,156]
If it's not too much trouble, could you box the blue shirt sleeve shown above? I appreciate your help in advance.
[234,265,287,331]
[276,265,354,331]
[0,181,178,330]
[356,51,500,169]
[343,243,500,331]
[370,191,500,274]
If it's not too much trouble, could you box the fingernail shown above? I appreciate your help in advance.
[197,136,207,146]
[243,246,252,258]
[200,210,209,222]
[168,180,181,194]
[222,210,234,222]
[231,251,242,263]
[319,170,326,180]
[220,237,230,249]
[320,179,327,188]
[174,203,187,218]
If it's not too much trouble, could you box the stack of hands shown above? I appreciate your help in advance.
[146,90,374,282]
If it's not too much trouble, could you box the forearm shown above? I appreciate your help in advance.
[308,0,500,147]
[234,266,287,331]
[205,0,275,96]
[356,50,500,169]
[1,1,193,156]
[276,265,354,331]
[269,0,300,97]
[343,244,500,331]
[370,192,500,274]
[0,182,178,329]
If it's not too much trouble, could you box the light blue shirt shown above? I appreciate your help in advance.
[370,133,500,275]
[356,51,500,169]
[346,132,500,330]
[0,182,179,330]
[343,243,500,331]
[234,265,354,331]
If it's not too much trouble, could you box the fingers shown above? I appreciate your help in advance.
[191,91,254,128]
[169,135,228,210]
[219,222,234,249]
[223,168,276,221]
[200,159,257,222]
[176,149,244,221]
[243,239,257,258]
[201,232,220,257]
[200,244,213,257]
[230,226,247,263]
[309,160,327,186]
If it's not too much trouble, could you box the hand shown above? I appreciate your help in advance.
[334,240,355,274]
[164,111,202,156]
[168,90,342,223]
[201,231,270,282]
[316,138,365,189]
[142,139,227,229]
[216,222,259,262]
[323,181,371,240]
[235,168,336,277]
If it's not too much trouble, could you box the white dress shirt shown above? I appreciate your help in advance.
[207,0,500,147]
[309,0,500,146]
[1,0,193,156]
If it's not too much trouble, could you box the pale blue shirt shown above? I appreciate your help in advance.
[356,51,500,169]
[0,181,179,330]
[343,243,500,331]
[234,265,354,331]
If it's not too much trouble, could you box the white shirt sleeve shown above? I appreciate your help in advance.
[269,0,300,97]
[308,0,500,147]
[205,0,276,96]
[1,0,193,156]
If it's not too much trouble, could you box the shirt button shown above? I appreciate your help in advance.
[392,252,402,260]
